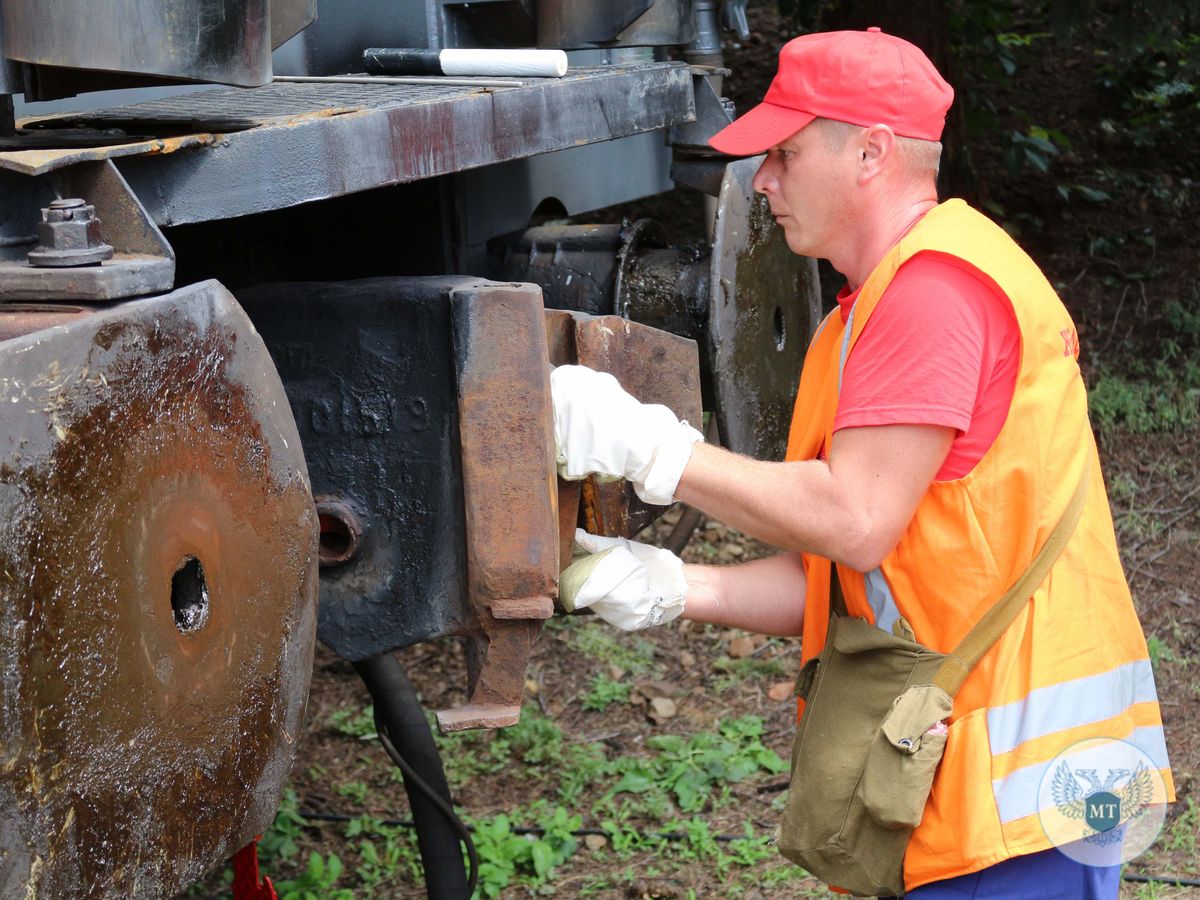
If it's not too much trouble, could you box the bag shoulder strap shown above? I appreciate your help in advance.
[931,466,1091,696]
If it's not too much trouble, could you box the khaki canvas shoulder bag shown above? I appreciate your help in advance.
[778,469,1090,896]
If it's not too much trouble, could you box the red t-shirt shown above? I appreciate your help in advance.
[833,252,1020,481]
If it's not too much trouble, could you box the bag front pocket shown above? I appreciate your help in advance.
[859,729,947,829]
[857,684,953,830]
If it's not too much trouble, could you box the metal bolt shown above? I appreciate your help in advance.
[27,197,114,268]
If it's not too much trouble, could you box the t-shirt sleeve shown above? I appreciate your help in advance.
[834,254,994,434]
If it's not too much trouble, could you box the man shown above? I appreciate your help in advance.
[553,28,1172,898]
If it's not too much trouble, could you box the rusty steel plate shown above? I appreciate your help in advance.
[548,311,702,539]
[575,314,702,537]
[0,280,319,898]
[544,311,585,570]
[439,282,559,733]
[543,307,703,543]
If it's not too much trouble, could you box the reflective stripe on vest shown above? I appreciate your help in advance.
[837,304,856,394]
[987,659,1160,757]
[837,302,905,635]
[991,723,1171,825]
[865,567,901,633]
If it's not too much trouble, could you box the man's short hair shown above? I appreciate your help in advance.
[812,117,942,178]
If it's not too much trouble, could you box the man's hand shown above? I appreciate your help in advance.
[559,530,686,631]
[551,365,703,505]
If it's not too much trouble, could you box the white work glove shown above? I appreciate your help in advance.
[559,529,687,631]
[551,364,703,506]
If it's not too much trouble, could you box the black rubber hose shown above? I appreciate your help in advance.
[352,654,474,900]
[1122,873,1200,887]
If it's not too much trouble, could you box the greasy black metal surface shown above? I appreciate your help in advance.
[494,221,710,342]
[236,277,472,661]
[279,0,433,78]
[0,63,695,226]
[538,0,654,45]
[709,156,821,460]
[0,280,318,898]
[0,14,16,95]
[166,179,449,292]
[537,0,694,48]
[670,70,734,151]
[615,219,710,340]
[2,0,274,88]
[494,220,711,404]
[494,224,624,317]
[270,0,316,48]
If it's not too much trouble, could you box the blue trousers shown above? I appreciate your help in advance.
[901,848,1120,899]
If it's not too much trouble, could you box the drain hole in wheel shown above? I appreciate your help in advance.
[171,556,210,633]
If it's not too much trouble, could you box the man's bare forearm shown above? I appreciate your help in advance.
[675,425,954,571]
[675,441,866,566]
[682,552,807,636]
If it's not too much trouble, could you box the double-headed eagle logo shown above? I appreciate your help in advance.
[1051,760,1154,845]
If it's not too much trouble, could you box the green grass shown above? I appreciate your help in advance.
[582,672,632,711]
[711,652,791,694]
[564,618,661,675]
[272,852,354,900]
[596,716,786,817]
[469,803,582,898]
[343,815,422,895]
[335,780,369,805]
[1145,632,1194,677]
[1088,366,1200,434]
[327,704,376,741]
[1161,796,1199,859]
[267,702,796,897]
[1086,278,1200,436]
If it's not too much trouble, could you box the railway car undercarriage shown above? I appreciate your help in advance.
[0,8,819,894]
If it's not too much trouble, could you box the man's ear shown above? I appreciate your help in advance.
[857,124,896,184]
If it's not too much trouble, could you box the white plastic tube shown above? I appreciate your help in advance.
[437,48,568,78]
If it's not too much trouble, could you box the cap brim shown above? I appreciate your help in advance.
[708,102,817,156]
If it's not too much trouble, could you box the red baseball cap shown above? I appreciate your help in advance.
[709,28,954,155]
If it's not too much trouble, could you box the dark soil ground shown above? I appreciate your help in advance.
[188,6,1198,898]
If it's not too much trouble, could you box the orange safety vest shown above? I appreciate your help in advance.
[785,200,1173,889]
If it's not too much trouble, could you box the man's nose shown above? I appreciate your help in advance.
[752,158,776,195]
